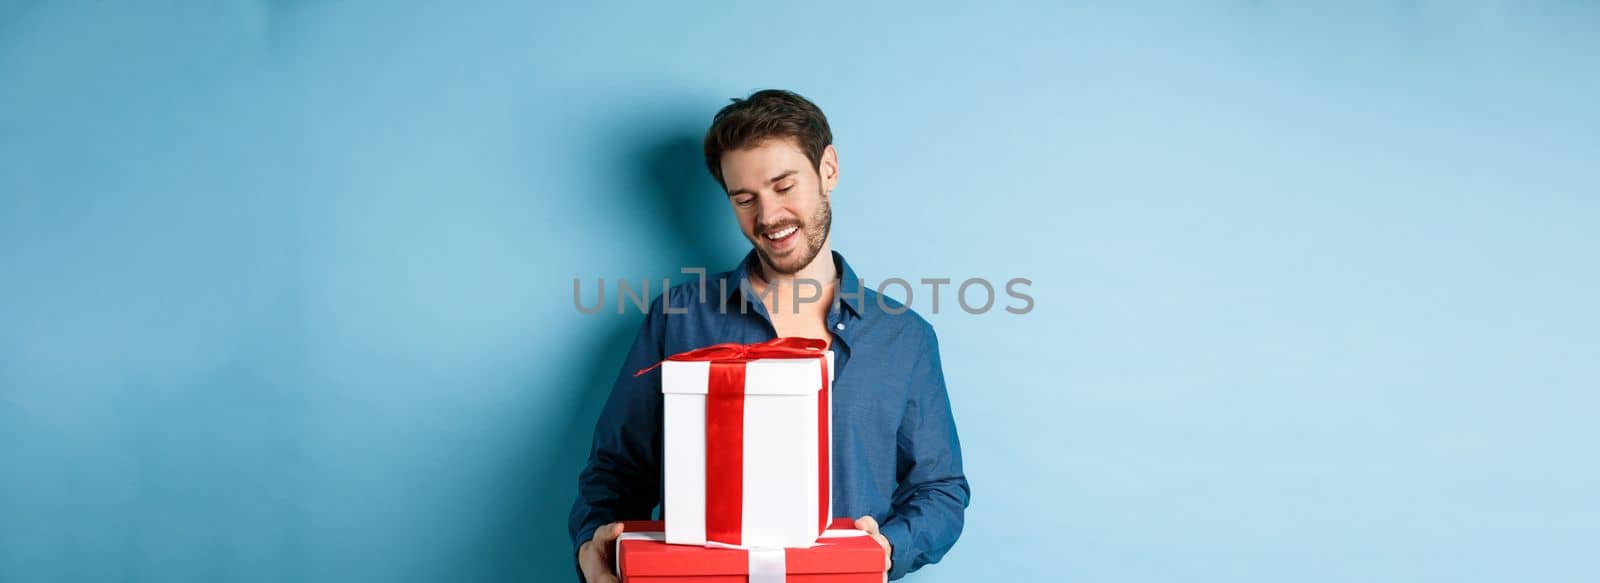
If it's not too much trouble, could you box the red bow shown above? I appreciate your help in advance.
[634,337,827,377]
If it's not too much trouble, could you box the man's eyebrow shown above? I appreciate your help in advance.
[727,170,799,197]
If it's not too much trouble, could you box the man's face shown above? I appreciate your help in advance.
[721,139,838,276]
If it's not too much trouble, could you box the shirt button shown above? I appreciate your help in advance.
[835,323,845,331]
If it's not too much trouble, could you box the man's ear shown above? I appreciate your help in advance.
[819,144,839,195]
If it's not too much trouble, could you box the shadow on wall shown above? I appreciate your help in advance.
[635,129,748,273]
[505,109,744,579]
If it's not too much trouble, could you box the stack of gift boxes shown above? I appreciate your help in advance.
[616,338,885,582]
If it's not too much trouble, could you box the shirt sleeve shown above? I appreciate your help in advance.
[567,293,669,573]
[878,325,971,580]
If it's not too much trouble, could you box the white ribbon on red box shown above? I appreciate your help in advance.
[615,528,869,583]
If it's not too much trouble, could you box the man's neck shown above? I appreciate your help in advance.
[756,241,836,285]
[751,240,838,315]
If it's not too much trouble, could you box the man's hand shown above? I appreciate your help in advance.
[854,516,892,582]
[578,522,624,583]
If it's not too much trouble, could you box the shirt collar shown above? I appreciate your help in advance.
[726,249,865,319]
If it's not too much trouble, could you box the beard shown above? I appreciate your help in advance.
[752,188,832,276]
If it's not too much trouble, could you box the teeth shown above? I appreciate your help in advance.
[765,226,798,240]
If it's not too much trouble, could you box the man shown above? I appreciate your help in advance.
[569,89,969,582]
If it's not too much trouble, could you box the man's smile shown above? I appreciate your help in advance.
[762,225,801,251]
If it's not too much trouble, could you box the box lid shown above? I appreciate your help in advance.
[617,518,883,576]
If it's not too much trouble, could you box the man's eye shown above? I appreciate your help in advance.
[736,197,755,206]
[777,184,793,193]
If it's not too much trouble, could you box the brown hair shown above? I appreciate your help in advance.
[703,89,833,190]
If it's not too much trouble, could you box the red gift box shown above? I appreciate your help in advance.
[616,518,886,582]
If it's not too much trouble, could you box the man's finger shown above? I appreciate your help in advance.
[579,546,616,583]
[592,522,625,544]
[854,515,892,579]
[854,515,879,534]
[580,523,626,582]
[592,522,625,560]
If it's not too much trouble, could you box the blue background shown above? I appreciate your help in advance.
[3,1,1597,581]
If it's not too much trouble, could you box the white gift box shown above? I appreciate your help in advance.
[660,350,834,548]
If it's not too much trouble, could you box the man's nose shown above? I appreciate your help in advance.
[755,196,788,226]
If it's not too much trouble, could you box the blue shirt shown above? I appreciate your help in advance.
[568,250,969,580]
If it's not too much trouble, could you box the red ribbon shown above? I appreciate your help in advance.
[633,337,829,377]
[636,337,832,545]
